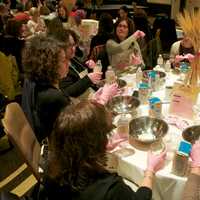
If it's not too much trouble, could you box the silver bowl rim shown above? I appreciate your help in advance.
[129,116,169,144]
[106,95,140,114]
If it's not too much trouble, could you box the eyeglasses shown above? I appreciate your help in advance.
[67,42,77,48]
[118,24,128,29]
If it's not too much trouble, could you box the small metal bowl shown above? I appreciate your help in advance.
[106,95,140,115]
[182,125,200,144]
[129,116,168,144]
[98,79,127,88]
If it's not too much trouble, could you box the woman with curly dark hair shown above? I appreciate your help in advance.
[22,35,118,143]
[41,100,166,200]
[21,35,71,143]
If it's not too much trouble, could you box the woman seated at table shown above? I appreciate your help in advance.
[22,35,117,143]
[42,100,166,200]
[51,28,102,98]
[106,18,145,74]
[170,34,194,68]
[27,7,46,36]
[182,141,200,200]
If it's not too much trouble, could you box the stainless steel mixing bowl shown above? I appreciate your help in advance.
[106,96,140,115]
[129,116,168,144]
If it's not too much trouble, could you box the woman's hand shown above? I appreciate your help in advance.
[174,54,195,64]
[88,72,102,84]
[85,59,96,69]
[131,54,142,65]
[93,83,118,105]
[133,30,145,40]
[146,150,166,173]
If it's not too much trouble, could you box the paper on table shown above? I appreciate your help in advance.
[169,84,198,119]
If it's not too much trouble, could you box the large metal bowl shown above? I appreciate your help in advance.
[182,125,200,144]
[129,116,168,144]
[143,70,166,90]
[106,95,140,115]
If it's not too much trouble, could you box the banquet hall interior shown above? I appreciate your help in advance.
[0,0,200,199]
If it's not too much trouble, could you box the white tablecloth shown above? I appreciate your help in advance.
[114,71,193,200]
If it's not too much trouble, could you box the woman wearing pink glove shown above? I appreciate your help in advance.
[93,83,118,105]
[182,141,200,200]
[141,150,166,189]
[106,18,144,73]
[170,34,194,68]
[51,28,102,98]
[45,100,165,200]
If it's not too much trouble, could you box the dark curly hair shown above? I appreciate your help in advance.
[22,35,66,84]
[48,100,113,192]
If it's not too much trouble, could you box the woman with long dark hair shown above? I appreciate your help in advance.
[43,100,166,200]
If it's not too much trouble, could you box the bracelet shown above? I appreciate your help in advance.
[144,170,155,179]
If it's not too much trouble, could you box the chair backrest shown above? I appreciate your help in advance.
[2,102,41,181]
[90,44,110,78]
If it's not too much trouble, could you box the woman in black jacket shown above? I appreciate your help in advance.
[54,28,102,98]
[21,35,71,143]
[43,100,166,200]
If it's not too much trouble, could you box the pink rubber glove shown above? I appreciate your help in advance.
[85,59,96,69]
[93,87,103,102]
[184,53,195,63]
[146,150,166,173]
[98,83,118,105]
[88,72,102,84]
[190,141,200,168]
[174,55,185,63]
[133,30,145,40]
[131,54,142,65]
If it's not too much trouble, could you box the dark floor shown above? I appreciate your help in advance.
[0,135,32,194]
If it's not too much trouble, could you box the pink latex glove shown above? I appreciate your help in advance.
[190,141,200,168]
[147,150,166,173]
[175,54,195,63]
[174,55,185,63]
[85,59,96,69]
[98,83,118,105]
[107,132,128,151]
[88,72,102,84]
[133,30,145,40]
[131,54,142,65]
[184,53,195,62]
[93,87,103,101]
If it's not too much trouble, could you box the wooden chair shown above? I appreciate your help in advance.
[2,102,41,181]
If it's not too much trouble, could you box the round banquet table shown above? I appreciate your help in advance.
[111,70,198,200]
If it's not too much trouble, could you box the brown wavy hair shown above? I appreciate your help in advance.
[48,100,113,192]
[113,18,135,43]
[22,35,66,84]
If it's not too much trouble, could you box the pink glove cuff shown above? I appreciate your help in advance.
[146,167,155,173]
[191,161,200,168]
